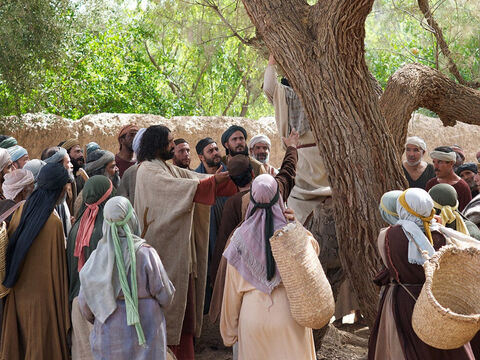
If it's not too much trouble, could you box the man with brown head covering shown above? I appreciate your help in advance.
[116,124,139,177]
[60,139,86,193]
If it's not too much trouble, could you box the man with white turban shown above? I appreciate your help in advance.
[249,134,278,176]
[7,145,29,170]
[425,146,472,211]
[402,136,435,190]
[0,169,35,224]
[0,149,13,200]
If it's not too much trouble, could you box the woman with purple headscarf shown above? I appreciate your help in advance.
[220,174,316,360]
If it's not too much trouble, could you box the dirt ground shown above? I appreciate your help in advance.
[194,316,368,360]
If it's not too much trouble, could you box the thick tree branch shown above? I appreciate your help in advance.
[417,0,480,89]
[380,63,480,153]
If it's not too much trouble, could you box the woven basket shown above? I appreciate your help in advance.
[412,245,480,349]
[270,221,334,329]
[0,222,10,298]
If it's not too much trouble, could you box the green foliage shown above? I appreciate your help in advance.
[0,0,479,119]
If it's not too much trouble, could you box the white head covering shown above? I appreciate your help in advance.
[430,150,457,162]
[405,136,427,152]
[79,196,145,323]
[132,128,146,155]
[249,134,271,150]
[396,188,435,265]
[2,169,34,200]
[0,149,11,172]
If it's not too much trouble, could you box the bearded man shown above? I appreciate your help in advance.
[221,125,265,178]
[115,124,139,177]
[135,125,236,359]
[249,134,278,176]
[85,149,120,189]
[7,145,29,170]
[42,146,76,236]
[195,137,230,312]
[425,146,472,211]
[402,136,435,189]
[0,149,13,200]
[172,138,192,169]
[456,163,479,198]
[60,138,86,192]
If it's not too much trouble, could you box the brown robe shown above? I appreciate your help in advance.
[1,205,70,360]
[368,225,474,360]
[209,146,298,322]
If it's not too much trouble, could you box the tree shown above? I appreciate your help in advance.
[238,0,480,323]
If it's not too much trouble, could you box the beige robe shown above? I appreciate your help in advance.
[220,264,316,360]
[263,64,332,223]
[134,159,210,345]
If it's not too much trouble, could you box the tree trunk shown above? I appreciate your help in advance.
[380,63,480,154]
[241,0,407,323]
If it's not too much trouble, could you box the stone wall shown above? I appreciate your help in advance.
[0,112,479,169]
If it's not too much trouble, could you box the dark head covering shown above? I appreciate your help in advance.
[456,162,478,176]
[0,136,17,149]
[228,155,252,187]
[429,183,457,207]
[66,175,116,303]
[221,125,247,150]
[174,138,188,146]
[195,137,215,155]
[4,162,69,287]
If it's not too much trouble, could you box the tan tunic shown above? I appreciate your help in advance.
[134,159,210,345]
[220,264,316,360]
[1,205,70,360]
[263,64,331,223]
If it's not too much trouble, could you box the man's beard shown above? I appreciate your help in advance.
[254,152,269,164]
[229,147,248,157]
[71,156,85,173]
[109,172,121,188]
[159,147,174,161]
[205,155,221,168]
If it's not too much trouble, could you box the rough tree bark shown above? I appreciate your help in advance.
[240,0,406,323]
[381,63,480,154]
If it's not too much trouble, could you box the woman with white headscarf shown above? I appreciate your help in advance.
[368,188,474,360]
[78,196,175,359]
[220,174,317,360]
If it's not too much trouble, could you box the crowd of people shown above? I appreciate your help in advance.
[0,57,478,360]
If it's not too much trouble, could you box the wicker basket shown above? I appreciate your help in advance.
[412,245,480,349]
[270,221,334,329]
[0,222,10,298]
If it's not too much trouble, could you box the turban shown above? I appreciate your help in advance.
[221,125,247,148]
[430,149,457,162]
[7,145,28,163]
[23,159,47,181]
[450,145,465,160]
[85,142,101,156]
[2,169,34,200]
[118,124,139,141]
[132,128,146,155]
[196,137,215,155]
[44,147,68,164]
[0,137,17,149]
[0,148,11,172]
[85,150,115,174]
[456,162,478,176]
[405,136,426,152]
[61,139,81,151]
[249,134,271,150]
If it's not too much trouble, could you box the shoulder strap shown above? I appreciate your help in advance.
[0,200,25,224]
